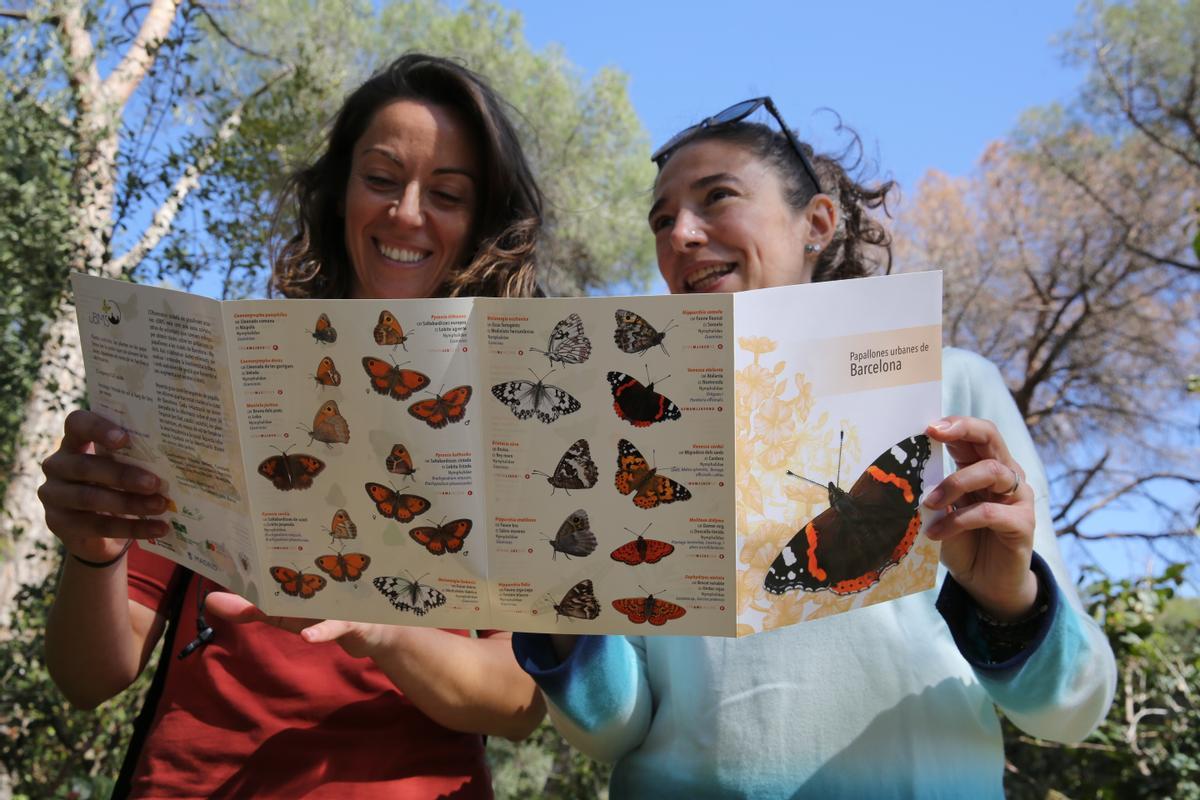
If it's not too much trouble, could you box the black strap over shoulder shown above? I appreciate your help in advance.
[111,567,191,800]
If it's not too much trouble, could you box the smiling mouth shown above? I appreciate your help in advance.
[375,240,430,264]
[684,263,736,292]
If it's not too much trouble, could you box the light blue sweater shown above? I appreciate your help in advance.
[513,348,1116,799]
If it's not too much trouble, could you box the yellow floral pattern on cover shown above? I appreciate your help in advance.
[734,337,939,634]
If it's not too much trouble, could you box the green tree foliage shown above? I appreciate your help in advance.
[1004,566,1200,799]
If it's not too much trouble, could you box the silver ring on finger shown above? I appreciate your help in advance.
[1001,467,1021,496]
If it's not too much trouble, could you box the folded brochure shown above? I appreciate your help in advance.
[71,270,943,636]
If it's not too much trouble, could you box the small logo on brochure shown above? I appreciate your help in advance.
[89,299,121,327]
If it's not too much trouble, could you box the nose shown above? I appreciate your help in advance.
[668,211,705,253]
[389,182,423,227]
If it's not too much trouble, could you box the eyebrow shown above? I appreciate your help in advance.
[363,146,477,181]
[647,172,743,222]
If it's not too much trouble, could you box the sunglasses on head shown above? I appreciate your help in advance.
[651,96,822,194]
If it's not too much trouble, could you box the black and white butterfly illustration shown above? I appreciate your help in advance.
[532,438,598,494]
[531,313,592,366]
[614,309,677,357]
[491,369,581,424]
[544,509,598,560]
[551,579,601,621]
[373,573,447,616]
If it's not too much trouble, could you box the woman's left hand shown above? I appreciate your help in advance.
[921,415,1038,621]
[204,592,388,658]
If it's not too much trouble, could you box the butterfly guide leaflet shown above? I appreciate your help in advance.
[71,271,944,637]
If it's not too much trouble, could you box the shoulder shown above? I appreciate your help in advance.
[942,346,1011,419]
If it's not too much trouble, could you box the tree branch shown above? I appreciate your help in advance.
[103,0,182,109]
[109,67,293,275]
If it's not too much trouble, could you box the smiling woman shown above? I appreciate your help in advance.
[40,53,546,799]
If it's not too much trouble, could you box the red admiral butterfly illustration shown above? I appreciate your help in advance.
[608,368,682,427]
[611,589,686,626]
[531,313,591,366]
[409,386,472,429]
[614,309,676,357]
[610,523,674,565]
[491,369,580,424]
[410,518,472,555]
[532,438,598,494]
[544,509,597,560]
[258,448,325,491]
[615,439,692,509]
[374,573,446,616]
[552,580,601,621]
[764,433,932,596]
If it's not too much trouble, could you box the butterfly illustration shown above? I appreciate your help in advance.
[544,510,598,560]
[310,312,337,343]
[270,566,327,599]
[532,438,598,495]
[329,508,357,541]
[373,309,409,350]
[552,580,601,621]
[299,400,350,446]
[385,443,417,481]
[312,356,341,388]
[409,386,473,429]
[612,590,687,626]
[491,369,581,424]
[364,482,432,523]
[610,523,675,565]
[373,573,446,616]
[258,448,325,491]
[608,368,682,427]
[614,309,676,357]
[409,518,472,555]
[315,551,371,582]
[362,357,431,401]
[531,313,591,366]
[614,439,692,509]
[764,434,932,596]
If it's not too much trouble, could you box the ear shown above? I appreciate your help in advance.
[803,194,837,251]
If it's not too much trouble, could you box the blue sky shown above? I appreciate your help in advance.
[505,0,1085,196]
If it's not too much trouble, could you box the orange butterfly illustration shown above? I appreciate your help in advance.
[362,357,430,401]
[310,312,337,343]
[611,589,687,626]
[312,356,341,387]
[610,523,675,565]
[408,386,472,429]
[614,438,692,509]
[364,482,432,522]
[409,518,472,555]
[300,400,350,446]
[329,508,357,541]
[258,448,325,491]
[315,551,371,582]
[270,566,327,598]
[373,309,409,349]
[386,443,417,480]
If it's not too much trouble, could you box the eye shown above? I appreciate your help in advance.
[365,175,396,189]
[431,189,465,205]
[706,186,736,204]
[650,214,674,234]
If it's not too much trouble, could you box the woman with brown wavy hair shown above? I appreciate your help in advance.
[40,53,544,798]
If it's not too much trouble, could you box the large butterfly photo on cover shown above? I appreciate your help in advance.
[491,369,581,424]
[531,438,598,495]
[764,433,932,596]
[531,313,591,367]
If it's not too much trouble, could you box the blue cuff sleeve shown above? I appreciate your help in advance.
[936,551,1059,674]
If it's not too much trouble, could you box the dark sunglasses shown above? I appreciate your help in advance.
[651,96,822,194]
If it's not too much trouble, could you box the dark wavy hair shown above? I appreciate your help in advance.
[655,119,897,282]
[272,53,543,299]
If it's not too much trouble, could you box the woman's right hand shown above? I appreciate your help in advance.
[38,409,170,562]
